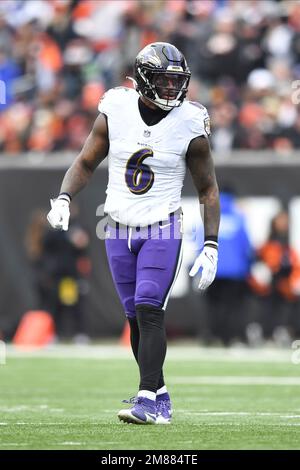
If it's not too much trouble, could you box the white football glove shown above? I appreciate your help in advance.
[189,245,218,290]
[47,196,70,231]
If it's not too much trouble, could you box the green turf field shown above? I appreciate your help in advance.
[0,344,300,450]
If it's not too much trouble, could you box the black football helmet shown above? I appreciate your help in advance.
[133,42,191,111]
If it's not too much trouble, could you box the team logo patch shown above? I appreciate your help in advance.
[144,130,151,138]
[204,117,211,136]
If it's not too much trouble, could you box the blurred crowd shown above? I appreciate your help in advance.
[23,193,300,345]
[25,204,91,341]
[193,190,300,346]
[1,0,300,155]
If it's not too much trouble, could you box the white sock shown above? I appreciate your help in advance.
[156,386,168,396]
[138,390,156,401]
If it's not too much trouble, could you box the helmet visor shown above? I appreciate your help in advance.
[152,73,189,100]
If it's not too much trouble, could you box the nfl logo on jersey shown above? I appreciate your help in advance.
[143,130,151,138]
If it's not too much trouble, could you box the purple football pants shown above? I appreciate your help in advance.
[105,211,183,318]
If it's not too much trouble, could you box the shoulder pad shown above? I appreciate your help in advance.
[98,87,128,115]
[184,101,211,137]
[188,101,206,111]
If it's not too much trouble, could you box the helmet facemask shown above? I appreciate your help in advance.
[137,66,190,111]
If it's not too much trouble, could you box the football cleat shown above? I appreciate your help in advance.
[118,396,156,425]
[122,393,173,424]
[156,392,173,425]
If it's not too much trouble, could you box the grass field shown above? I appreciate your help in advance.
[0,344,300,450]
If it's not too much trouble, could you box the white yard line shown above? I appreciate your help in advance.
[60,442,84,446]
[14,422,68,425]
[175,411,300,417]
[0,405,64,413]
[191,422,300,426]
[5,344,293,363]
[0,412,299,434]
[0,443,30,447]
[169,376,300,385]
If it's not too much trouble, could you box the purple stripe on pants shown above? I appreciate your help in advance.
[105,212,183,318]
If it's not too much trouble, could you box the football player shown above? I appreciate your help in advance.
[47,42,220,425]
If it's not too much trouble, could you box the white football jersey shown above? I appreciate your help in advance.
[98,87,210,226]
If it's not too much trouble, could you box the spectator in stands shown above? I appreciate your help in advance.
[201,188,253,345]
[0,0,300,154]
[25,206,92,343]
[250,210,300,343]
[0,47,21,108]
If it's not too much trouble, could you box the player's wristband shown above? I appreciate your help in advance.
[58,192,72,204]
[204,236,218,250]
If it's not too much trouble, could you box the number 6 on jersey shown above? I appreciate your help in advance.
[125,148,154,195]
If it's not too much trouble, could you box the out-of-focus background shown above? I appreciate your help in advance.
[1,0,300,347]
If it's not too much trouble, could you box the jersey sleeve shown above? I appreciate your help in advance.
[187,102,211,138]
[98,87,131,117]
[98,88,116,116]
